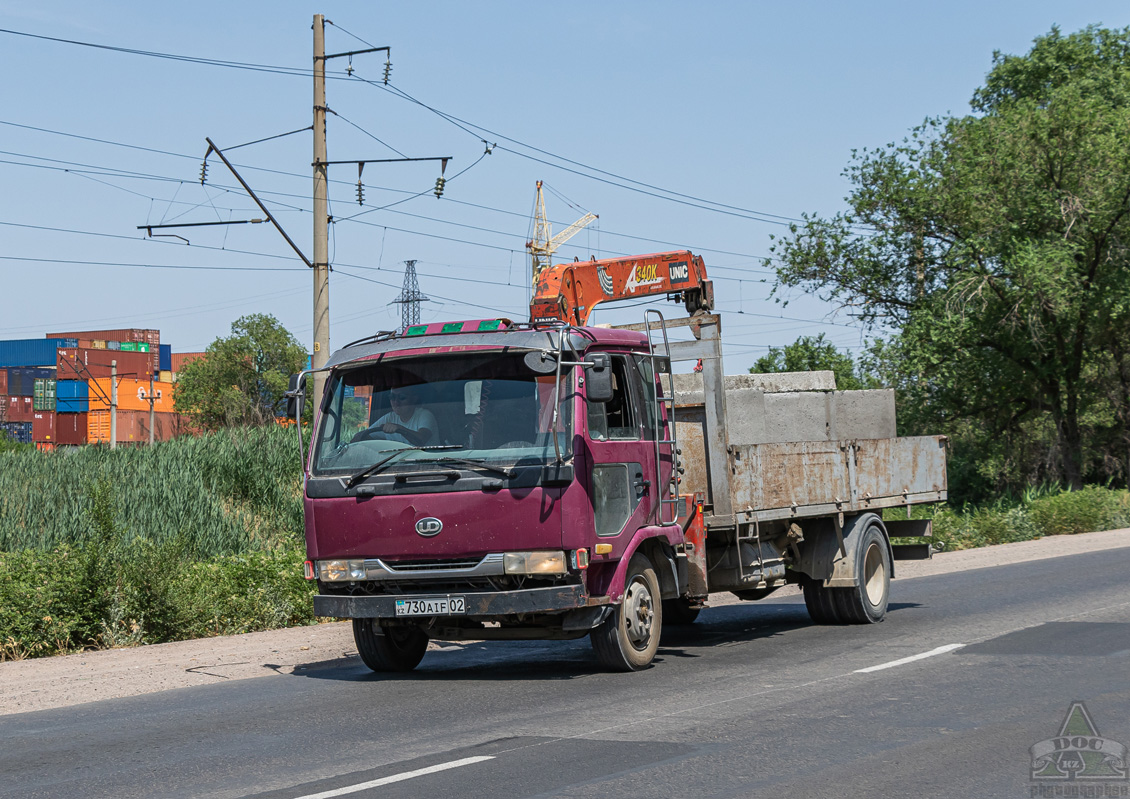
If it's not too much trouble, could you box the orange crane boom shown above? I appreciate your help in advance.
[530,250,714,326]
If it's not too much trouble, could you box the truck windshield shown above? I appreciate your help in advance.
[311,351,574,476]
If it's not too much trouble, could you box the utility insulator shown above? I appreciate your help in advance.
[356,180,365,205]
[383,59,392,84]
[433,176,446,199]
[199,160,208,185]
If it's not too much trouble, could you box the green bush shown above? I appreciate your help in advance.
[0,427,314,661]
[892,485,1130,552]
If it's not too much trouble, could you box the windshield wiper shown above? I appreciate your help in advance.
[344,444,461,489]
[435,456,516,479]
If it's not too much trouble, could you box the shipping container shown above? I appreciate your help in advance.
[0,340,76,369]
[57,349,152,381]
[170,352,206,373]
[107,341,121,351]
[120,342,137,352]
[33,378,57,411]
[32,411,56,442]
[0,369,6,396]
[47,328,158,345]
[35,442,55,453]
[88,379,176,413]
[158,370,175,383]
[0,421,32,444]
[57,380,90,413]
[91,340,107,350]
[159,344,172,372]
[6,367,54,396]
[48,329,160,373]
[87,409,188,444]
[4,395,35,422]
[55,412,88,445]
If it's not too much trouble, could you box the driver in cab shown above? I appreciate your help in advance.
[353,385,438,446]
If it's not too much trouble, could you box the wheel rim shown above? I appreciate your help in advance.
[623,576,655,649]
[862,541,886,606]
[385,626,417,650]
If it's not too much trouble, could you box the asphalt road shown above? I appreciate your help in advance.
[4,549,1129,799]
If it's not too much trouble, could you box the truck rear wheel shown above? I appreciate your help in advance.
[802,522,890,625]
[591,554,662,671]
[352,619,429,672]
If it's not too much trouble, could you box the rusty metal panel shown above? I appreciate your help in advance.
[724,435,947,523]
[675,421,709,503]
[732,440,851,515]
[851,436,948,506]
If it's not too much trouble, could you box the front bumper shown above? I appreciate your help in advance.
[314,583,598,619]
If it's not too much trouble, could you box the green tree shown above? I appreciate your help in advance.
[751,333,876,391]
[768,26,1130,494]
[174,314,307,431]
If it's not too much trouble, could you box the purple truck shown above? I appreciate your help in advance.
[292,313,946,672]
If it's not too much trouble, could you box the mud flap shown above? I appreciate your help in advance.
[792,512,893,587]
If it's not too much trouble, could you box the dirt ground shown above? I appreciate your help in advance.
[3,527,1129,717]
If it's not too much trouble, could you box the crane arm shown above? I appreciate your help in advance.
[547,213,597,249]
[530,250,713,326]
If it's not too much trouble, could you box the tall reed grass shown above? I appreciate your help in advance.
[0,426,303,555]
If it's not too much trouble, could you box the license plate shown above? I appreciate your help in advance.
[395,596,466,616]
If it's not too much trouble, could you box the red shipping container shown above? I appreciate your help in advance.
[5,395,34,422]
[0,369,6,395]
[32,411,56,442]
[170,352,206,373]
[55,412,88,446]
[48,329,160,373]
[56,348,153,381]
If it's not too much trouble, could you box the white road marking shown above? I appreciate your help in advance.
[854,643,966,673]
[292,756,495,799]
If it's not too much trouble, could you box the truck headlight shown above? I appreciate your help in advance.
[318,559,367,581]
[504,551,567,575]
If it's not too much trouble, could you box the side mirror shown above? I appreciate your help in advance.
[523,350,558,374]
[285,373,303,420]
[585,352,614,403]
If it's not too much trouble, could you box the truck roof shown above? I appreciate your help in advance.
[325,319,648,370]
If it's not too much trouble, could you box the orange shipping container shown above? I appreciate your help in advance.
[89,379,177,413]
[87,410,192,444]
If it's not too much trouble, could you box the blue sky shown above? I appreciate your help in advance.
[2,1,1126,371]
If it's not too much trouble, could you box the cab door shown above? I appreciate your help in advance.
[585,353,657,544]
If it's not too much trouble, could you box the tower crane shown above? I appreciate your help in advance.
[526,181,598,288]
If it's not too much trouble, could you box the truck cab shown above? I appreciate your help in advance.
[301,319,682,671]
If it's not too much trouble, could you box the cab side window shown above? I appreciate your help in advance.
[588,355,640,441]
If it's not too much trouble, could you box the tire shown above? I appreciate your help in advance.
[834,524,891,623]
[352,618,429,672]
[802,522,890,625]
[802,575,842,624]
[663,597,701,625]
[591,554,662,671]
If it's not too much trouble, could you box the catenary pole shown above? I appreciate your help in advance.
[110,360,117,450]
[312,14,330,407]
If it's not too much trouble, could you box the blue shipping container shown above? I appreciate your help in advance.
[0,339,78,369]
[0,422,33,444]
[159,344,172,372]
[5,367,55,396]
[56,380,90,413]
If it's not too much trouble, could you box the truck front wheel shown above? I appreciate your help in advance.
[591,554,662,671]
[352,619,429,672]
